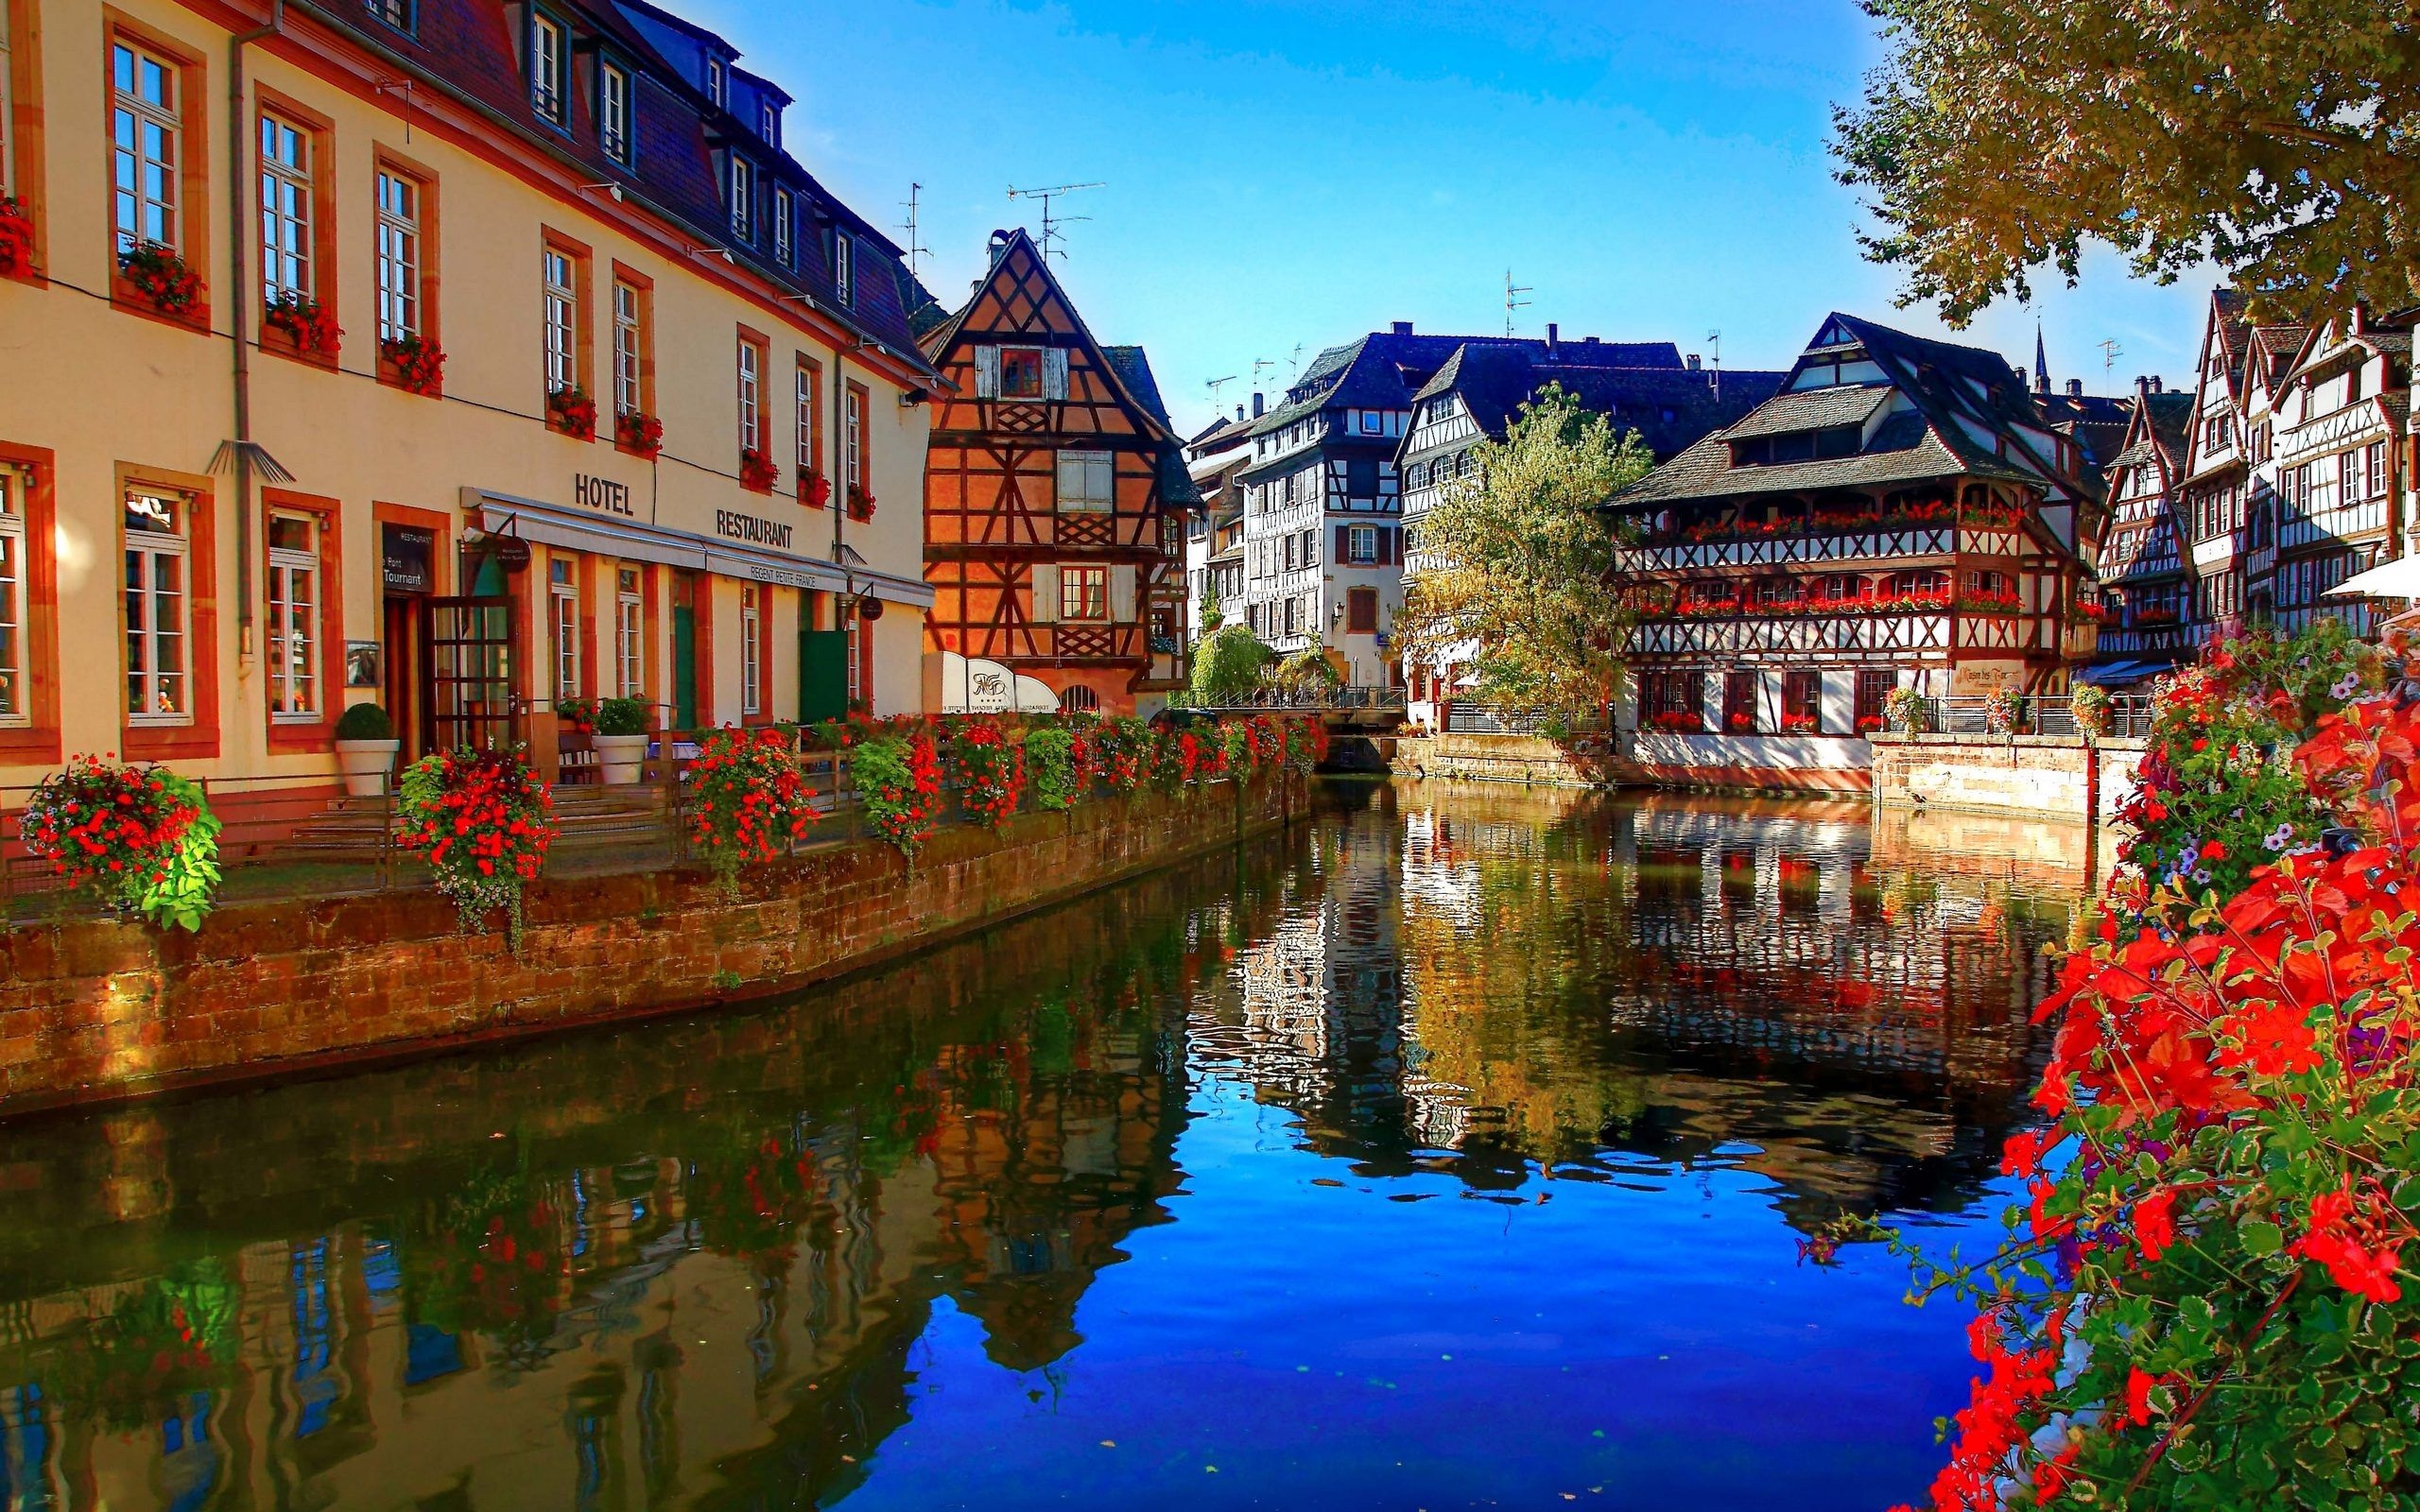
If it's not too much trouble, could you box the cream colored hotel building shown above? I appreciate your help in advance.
[0,0,939,802]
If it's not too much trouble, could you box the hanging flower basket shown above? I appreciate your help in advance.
[684,726,819,894]
[853,729,943,859]
[397,747,558,947]
[739,447,780,493]
[0,197,36,276]
[1024,725,1094,811]
[545,385,597,440]
[950,719,1025,828]
[383,333,446,397]
[614,408,665,459]
[116,240,203,318]
[2069,681,2112,739]
[18,755,222,932]
[1983,686,2023,733]
[1886,685,1927,735]
[263,290,341,356]
[798,468,832,509]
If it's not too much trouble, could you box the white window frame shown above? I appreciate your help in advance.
[615,566,643,698]
[794,362,818,480]
[832,232,854,305]
[599,60,631,163]
[844,387,864,495]
[374,168,422,343]
[266,510,320,722]
[612,280,643,417]
[0,467,26,727]
[706,58,725,107]
[542,246,577,395]
[1055,450,1114,513]
[1348,524,1378,564]
[739,585,761,716]
[112,41,182,254]
[550,557,580,702]
[124,490,191,726]
[771,187,792,265]
[738,340,763,455]
[761,102,777,142]
[369,0,415,31]
[729,157,752,240]
[530,11,567,124]
[259,110,312,306]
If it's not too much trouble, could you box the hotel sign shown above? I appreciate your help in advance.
[573,474,635,517]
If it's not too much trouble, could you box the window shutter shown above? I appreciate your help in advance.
[1390,526,1404,565]
[1336,524,1350,561]
[974,346,1000,399]
[1029,563,1058,624]
[1043,348,1069,401]
[1110,565,1137,622]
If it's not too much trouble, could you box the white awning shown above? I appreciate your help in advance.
[465,489,935,610]
[2327,555,2420,601]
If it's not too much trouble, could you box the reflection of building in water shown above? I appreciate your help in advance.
[0,857,1226,1511]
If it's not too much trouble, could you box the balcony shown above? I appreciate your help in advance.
[1631,612,1951,658]
[1616,524,1954,576]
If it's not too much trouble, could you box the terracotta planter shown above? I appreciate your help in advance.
[335,739,401,798]
[595,733,649,784]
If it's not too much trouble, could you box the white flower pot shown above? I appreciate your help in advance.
[595,732,649,785]
[335,739,402,798]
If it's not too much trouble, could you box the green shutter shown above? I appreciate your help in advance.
[799,629,849,724]
[672,606,698,730]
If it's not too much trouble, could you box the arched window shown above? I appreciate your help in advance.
[1060,684,1100,713]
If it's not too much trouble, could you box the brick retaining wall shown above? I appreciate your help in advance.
[0,775,1302,1116]
[1868,733,2141,823]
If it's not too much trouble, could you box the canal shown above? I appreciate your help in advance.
[0,782,2084,1511]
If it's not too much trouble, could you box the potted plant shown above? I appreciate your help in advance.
[2069,681,2113,741]
[594,696,650,784]
[334,702,402,797]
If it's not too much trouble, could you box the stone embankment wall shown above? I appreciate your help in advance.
[1395,733,1619,787]
[0,776,1303,1115]
[1868,734,2141,824]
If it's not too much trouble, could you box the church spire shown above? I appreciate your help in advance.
[2033,320,2050,395]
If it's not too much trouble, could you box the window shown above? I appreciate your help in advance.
[258,112,312,305]
[739,585,761,716]
[706,58,725,107]
[368,0,415,31]
[1302,527,1319,566]
[615,566,643,698]
[1347,588,1377,632]
[1640,670,1703,727]
[832,232,854,305]
[1283,534,1296,572]
[1854,669,1894,732]
[728,157,752,240]
[1061,685,1099,713]
[2342,449,2365,503]
[266,511,319,721]
[612,277,646,417]
[599,61,631,163]
[542,245,577,395]
[1348,524,1378,564]
[771,187,791,265]
[529,12,567,124]
[549,557,579,701]
[374,166,424,342]
[112,40,182,254]
[843,384,864,497]
[737,335,764,455]
[1061,565,1108,621]
[999,348,1044,399]
[1346,457,1377,498]
[1056,451,1114,512]
[792,359,821,489]
[1721,671,1757,733]
[760,101,777,143]
[123,490,189,723]
[1359,410,1382,435]
[2369,440,2389,501]
[0,467,26,724]
[1782,669,1821,732]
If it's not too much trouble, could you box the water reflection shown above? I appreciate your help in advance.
[0,785,2089,1510]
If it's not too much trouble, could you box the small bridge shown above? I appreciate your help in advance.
[1184,687,1409,735]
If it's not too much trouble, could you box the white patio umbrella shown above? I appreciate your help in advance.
[2327,556,2420,599]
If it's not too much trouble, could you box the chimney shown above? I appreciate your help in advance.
[988,228,1011,256]
[2066,378,2083,397]
[1235,404,1245,421]
[2150,375,2162,393]
[1391,320,1413,336]
[1251,391,1265,418]
[1583,335,1599,346]
[2354,301,2372,335]
[1685,353,1701,371]
[1546,322,1559,354]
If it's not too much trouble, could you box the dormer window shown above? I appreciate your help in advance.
[529,12,567,125]
[706,58,725,108]
[832,232,854,306]
[599,61,631,163]
[761,101,778,145]
[728,158,752,241]
[772,187,792,265]
[368,0,415,32]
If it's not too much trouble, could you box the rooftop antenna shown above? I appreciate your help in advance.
[2097,337,2124,377]
[1204,374,1236,405]
[1504,269,1532,338]
[1005,180,1106,262]
[900,182,931,279]
[1706,329,1722,406]
[1252,357,1277,387]
[1288,342,1304,378]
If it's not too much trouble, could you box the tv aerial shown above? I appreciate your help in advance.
[1005,181,1105,261]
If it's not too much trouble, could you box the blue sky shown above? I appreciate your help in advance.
[688,0,2214,436]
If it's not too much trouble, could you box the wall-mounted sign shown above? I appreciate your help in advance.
[345,641,385,688]
[381,524,436,594]
[492,535,532,573]
[715,509,794,550]
[574,474,635,517]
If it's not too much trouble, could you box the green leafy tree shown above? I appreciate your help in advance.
[1395,384,1654,724]
[1200,580,1223,633]
[1189,623,1272,707]
[1835,1,2420,323]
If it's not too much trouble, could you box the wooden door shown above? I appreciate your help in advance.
[424,596,516,752]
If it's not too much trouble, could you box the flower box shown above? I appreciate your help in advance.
[263,291,341,359]
[739,447,779,493]
[614,408,664,459]
[116,240,205,321]
[797,469,831,509]
[846,484,876,523]
[382,334,445,398]
[0,197,34,277]
[546,386,597,440]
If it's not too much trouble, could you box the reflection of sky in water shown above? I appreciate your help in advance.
[0,787,2083,1510]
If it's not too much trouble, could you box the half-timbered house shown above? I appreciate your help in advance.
[1606,313,2106,792]
[2083,378,2196,687]
[2265,309,2411,635]
[919,231,1197,715]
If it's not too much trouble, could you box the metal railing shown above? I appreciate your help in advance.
[1443,704,1607,736]
[1912,695,2154,740]
[1188,686,1409,713]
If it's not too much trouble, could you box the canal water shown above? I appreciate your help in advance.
[0,783,2085,1512]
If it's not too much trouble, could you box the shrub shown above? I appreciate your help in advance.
[1190,624,1272,706]
[19,756,220,931]
[397,747,557,946]
[1266,647,1341,696]
[1095,716,1152,792]
[950,719,1025,828]
[1024,725,1090,812]
[1888,685,1927,734]
[595,696,648,737]
[853,730,942,859]
[1285,717,1327,773]
[554,697,597,735]
[683,727,818,894]
[334,702,394,742]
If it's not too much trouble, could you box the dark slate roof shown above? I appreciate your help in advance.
[1101,346,1203,509]
[322,0,931,371]
[1401,343,1786,464]
[1253,330,1684,437]
[1720,385,1890,439]
[1611,311,2085,508]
